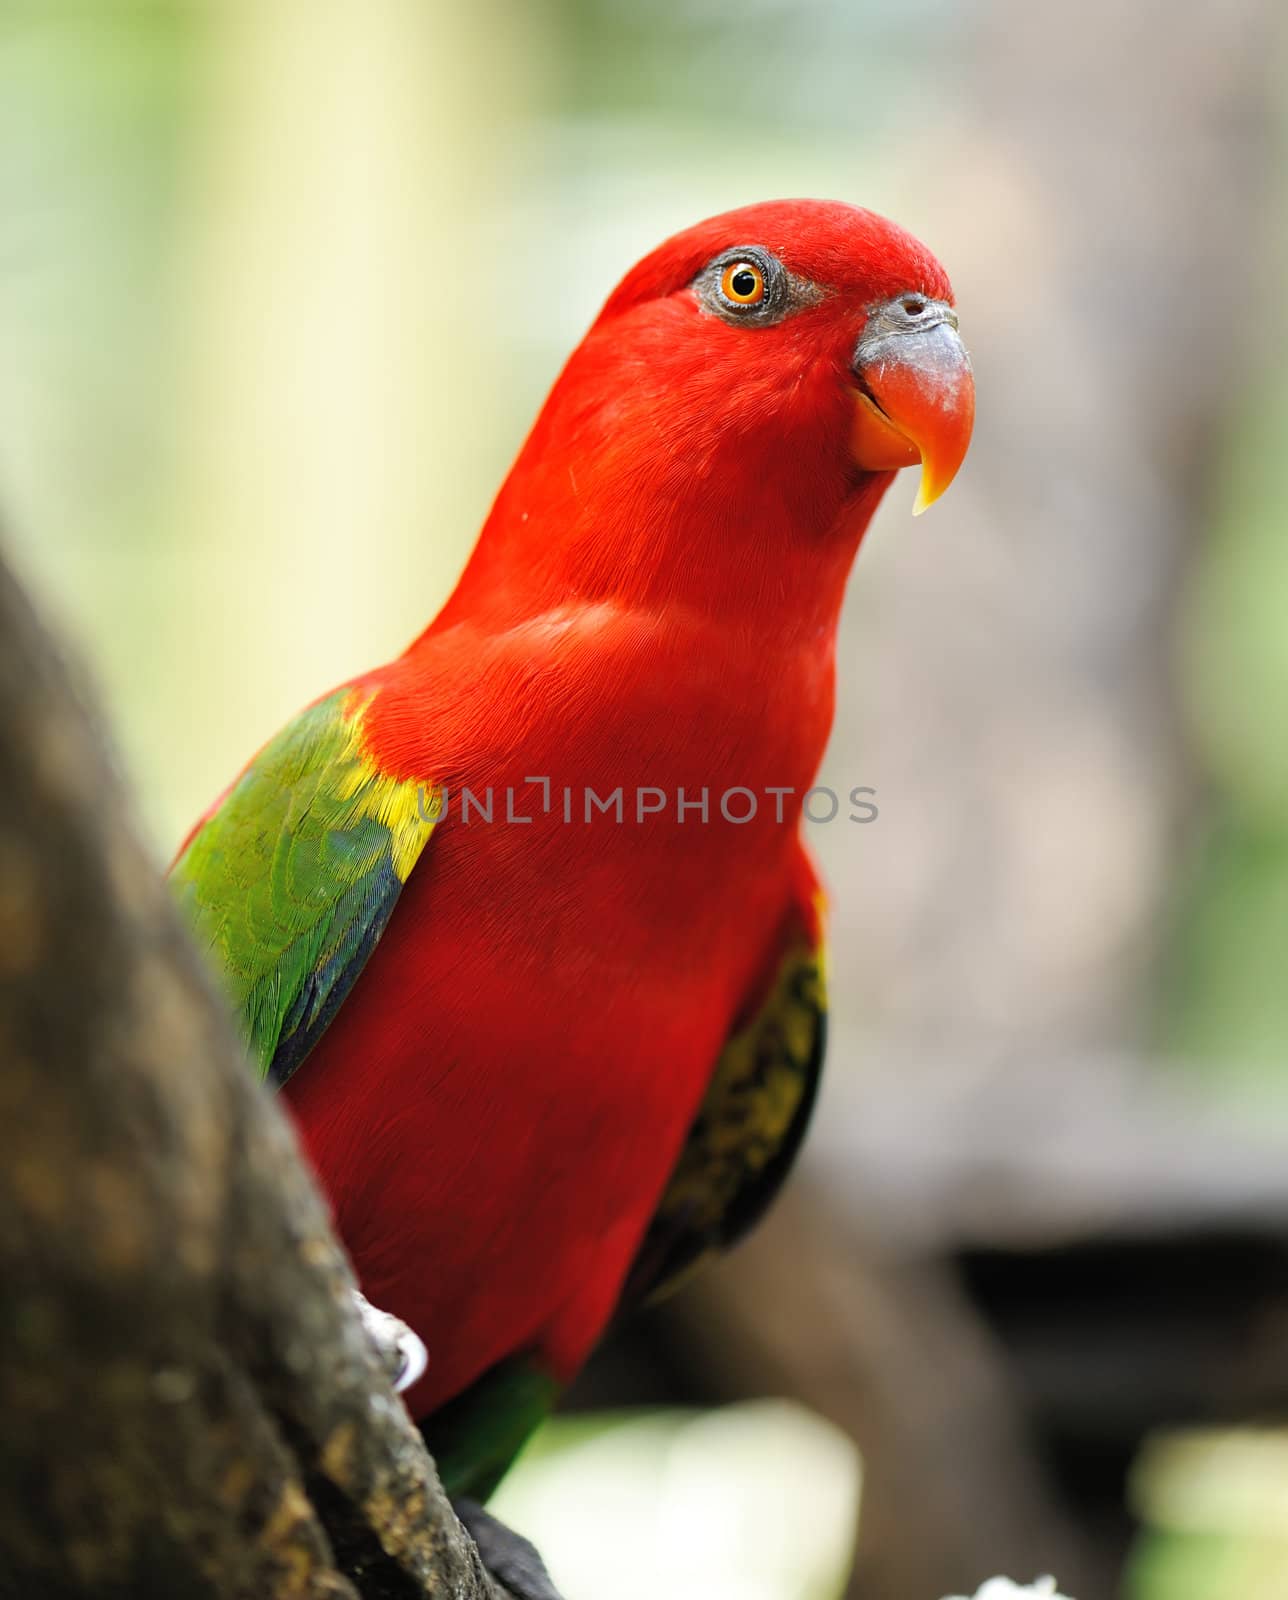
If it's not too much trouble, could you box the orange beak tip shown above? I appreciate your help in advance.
[850,308,974,517]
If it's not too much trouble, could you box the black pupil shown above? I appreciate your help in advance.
[731,267,758,298]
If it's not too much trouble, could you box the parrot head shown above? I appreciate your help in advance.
[447,199,973,626]
[595,197,974,516]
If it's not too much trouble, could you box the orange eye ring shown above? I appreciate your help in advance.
[720,260,766,306]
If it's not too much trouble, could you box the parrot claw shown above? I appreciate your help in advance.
[352,1289,428,1393]
[452,1498,565,1600]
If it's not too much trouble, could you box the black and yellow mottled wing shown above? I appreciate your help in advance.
[621,903,827,1309]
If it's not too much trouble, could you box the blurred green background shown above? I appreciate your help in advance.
[3,3,1288,1597]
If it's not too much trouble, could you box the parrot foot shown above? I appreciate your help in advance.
[352,1289,428,1394]
[452,1498,565,1600]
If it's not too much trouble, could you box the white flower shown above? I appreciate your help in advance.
[945,1579,1072,1600]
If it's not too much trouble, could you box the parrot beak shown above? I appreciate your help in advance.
[850,296,974,514]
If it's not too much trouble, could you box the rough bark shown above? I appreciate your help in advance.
[0,547,508,1599]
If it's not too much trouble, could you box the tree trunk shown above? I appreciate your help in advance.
[0,545,508,1599]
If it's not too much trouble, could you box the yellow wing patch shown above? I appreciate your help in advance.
[335,691,441,883]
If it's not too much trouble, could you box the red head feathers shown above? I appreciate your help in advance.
[433,199,973,633]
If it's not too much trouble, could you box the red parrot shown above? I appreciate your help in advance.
[172,198,973,1563]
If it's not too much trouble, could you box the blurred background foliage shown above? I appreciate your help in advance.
[3,2,1288,1598]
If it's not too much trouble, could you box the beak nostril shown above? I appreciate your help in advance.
[901,295,927,317]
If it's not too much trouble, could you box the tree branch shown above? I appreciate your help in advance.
[0,547,510,1598]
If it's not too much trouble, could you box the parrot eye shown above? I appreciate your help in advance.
[720,261,766,305]
[695,246,808,326]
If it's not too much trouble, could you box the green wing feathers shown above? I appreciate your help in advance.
[171,686,438,1086]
